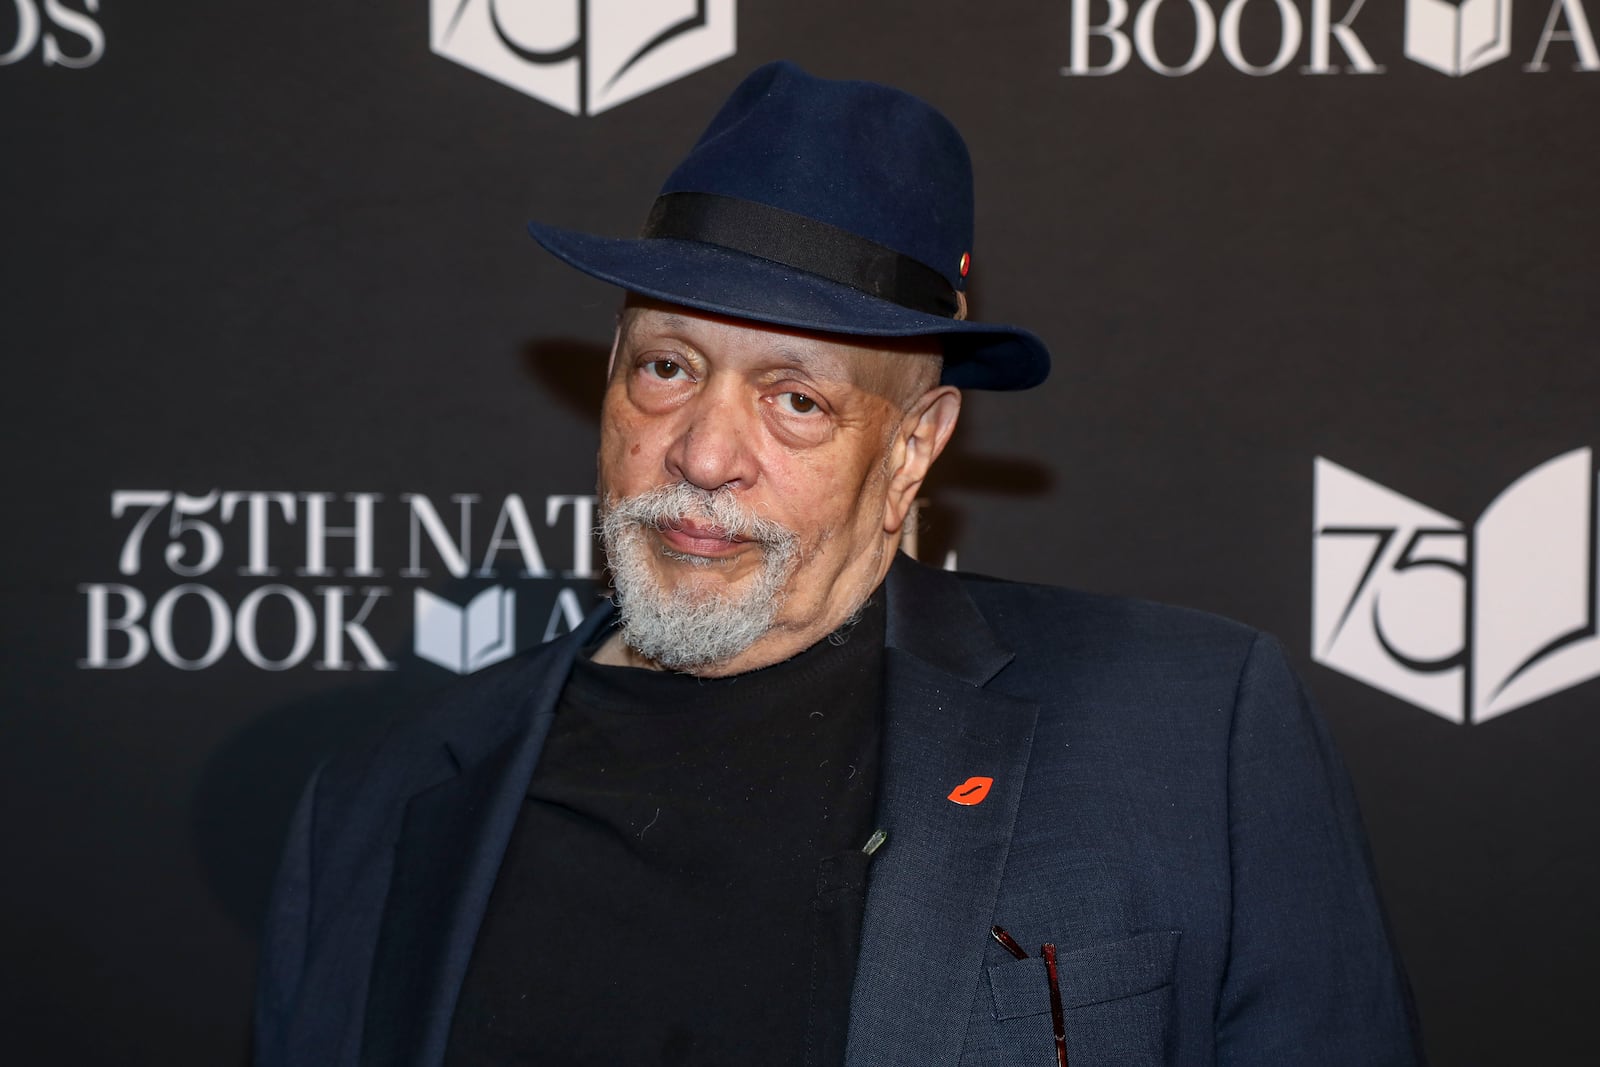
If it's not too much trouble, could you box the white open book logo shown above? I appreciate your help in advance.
[1405,0,1513,76]
[1314,449,1600,724]
[431,0,736,116]
[414,586,517,674]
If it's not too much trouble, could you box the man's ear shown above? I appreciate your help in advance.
[883,386,962,536]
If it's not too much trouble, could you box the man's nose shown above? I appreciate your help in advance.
[663,388,758,492]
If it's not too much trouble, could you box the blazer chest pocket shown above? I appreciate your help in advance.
[977,930,1180,1066]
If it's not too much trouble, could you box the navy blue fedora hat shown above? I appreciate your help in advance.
[527,61,1050,391]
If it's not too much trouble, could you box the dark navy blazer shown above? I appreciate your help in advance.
[254,555,1422,1066]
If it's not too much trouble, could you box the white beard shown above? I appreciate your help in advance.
[599,483,800,672]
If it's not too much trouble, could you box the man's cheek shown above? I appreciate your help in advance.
[602,428,653,479]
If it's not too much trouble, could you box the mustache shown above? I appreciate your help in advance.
[600,483,796,547]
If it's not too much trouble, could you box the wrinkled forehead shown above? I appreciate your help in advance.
[616,296,942,404]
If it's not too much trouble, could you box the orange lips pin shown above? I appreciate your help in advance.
[948,776,994,805]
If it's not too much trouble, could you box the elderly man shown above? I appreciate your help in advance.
[256,63,1421,1066]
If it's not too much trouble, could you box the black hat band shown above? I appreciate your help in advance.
[642,192,961,318]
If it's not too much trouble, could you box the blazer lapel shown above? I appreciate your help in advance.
[361,606,614,1067]
[845,557,1039,1067]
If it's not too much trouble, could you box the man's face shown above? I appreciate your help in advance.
[596,299,957,675]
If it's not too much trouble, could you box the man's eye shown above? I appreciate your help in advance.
[780,392,819,414]
[646,359,685,379]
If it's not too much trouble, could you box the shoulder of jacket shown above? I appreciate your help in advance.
[313,625,588,799]
[954,569,1262,655]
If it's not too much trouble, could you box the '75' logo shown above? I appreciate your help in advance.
[1312,449,1600,724]
[431,0,736,116]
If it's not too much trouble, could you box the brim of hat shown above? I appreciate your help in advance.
[527,222,1050,391]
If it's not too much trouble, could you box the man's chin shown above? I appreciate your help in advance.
[612,571,784,673]
[599,498,801,670]
[651,547,765,591]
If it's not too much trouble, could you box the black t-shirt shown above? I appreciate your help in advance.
[445,595,886,1066]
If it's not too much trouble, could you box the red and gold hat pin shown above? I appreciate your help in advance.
[959,251,972,278]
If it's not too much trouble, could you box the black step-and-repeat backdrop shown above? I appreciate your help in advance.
[4,1,1597,1063]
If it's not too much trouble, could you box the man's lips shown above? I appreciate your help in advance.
[656,520,751,557]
